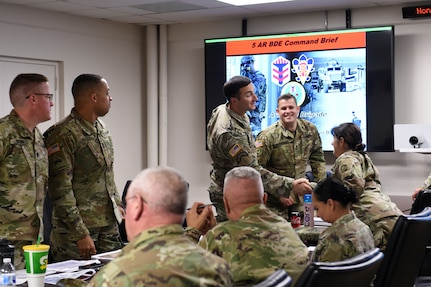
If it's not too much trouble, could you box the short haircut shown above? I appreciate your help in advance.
[277,93,297,106]
[9,73,48,105]
[71,74,103,99]
[223,75,252,102]
[224,166,263,197]
[129,166,188,215]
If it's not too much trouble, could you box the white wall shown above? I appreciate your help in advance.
[167,5,431,213]
[0,3,145,193]
[2,3,431,213]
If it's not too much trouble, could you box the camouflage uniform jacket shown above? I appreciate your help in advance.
[313,212,375,262]
[198,204,309,286]
[44,108,121,242]
[87,224,234,287]
[207,104,295,220]
[256,119,326,211]
[0,110,47,241]
[331,151,402,249]
[421,173,431,189]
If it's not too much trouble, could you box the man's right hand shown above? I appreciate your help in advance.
[186,202,216,234]
[292,178,313,196]
[77,235,96,259]
[279,196,294,207]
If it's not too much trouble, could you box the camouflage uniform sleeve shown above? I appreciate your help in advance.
[46,130,89,240]
[255,132,271,167]
[87,260,133,287]
[422,173,431,189]
[216,132,294,198]
[313,234,349,262]
[198,227,227,259]
[184,227,201,243]
[331,154,365,197]
[308,128,326,182]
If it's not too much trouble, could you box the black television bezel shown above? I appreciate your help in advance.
[204,26,395,152]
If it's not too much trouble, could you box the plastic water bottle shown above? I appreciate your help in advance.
[303,194,314,227]
[0,258,16,286]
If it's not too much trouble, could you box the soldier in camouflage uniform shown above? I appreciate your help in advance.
[0,73,53,269]
[312,177,374,262]
[87,166,234,287]
[44,74,123,262]
[207,76,313,222]
[187,166,309,286]
[256,93,326,220]
[331,123,402,251]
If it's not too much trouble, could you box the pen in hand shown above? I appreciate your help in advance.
[186,203,215,211]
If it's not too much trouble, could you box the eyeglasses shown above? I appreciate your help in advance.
[26,93,54,101]
[124,194,147,208]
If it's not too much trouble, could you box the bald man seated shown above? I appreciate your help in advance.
[186,166,309,286]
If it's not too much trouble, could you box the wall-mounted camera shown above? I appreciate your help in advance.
[409,136,423,148]
[394,124,431,153]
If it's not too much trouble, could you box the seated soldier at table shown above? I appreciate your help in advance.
[57,166,234,287]
[312,177,375,262]
[186,166,309,286]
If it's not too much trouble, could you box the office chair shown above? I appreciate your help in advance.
[410,189,431,215]
[253,269,292,287]
[295,248,383,287]
[373,207,431,287]
[119,180,132,243]
[412,190,431,277]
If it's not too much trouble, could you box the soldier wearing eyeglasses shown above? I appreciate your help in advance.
[0,73,53,269]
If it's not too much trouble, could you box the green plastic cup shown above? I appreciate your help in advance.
[23,244,50,274]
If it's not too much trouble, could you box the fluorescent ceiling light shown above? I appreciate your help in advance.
[217,0,294,5]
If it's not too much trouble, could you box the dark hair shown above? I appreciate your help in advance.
[9,73,48,96]
[223,75,252,101]
[71,73,103,99]
[277,93,297,106]
[331,122,366,151]
[313,176,358,207]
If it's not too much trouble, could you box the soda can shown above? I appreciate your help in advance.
[291,212,301,228]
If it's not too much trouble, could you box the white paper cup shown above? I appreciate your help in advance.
[26,273,46,287]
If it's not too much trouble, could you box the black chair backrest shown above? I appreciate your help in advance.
[119,180,132,243]
[373,207,431,287]
[411,189,431,214]
[253,269,292,287]
[295,248,384,287]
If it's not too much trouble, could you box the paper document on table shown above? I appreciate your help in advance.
[91,249,121,263]
[47,259,100,272]
[314,217,331,227]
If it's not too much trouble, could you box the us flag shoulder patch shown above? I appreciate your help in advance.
[47,143,60,156]
[255,140,263,148]
[229,144,242,157]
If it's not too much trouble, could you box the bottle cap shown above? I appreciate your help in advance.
[304,194,312,203]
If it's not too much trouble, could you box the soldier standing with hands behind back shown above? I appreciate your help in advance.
[44,74,123,262]
[0,73,53,269]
